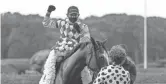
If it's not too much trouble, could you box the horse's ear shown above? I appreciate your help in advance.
[102,39,107,45]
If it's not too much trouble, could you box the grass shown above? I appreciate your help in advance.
[1,73,41,84]
[1,59,166,84]
[1,68,166,84]
[136,68,166,84]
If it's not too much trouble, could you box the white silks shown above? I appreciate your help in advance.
[39,50,57,84]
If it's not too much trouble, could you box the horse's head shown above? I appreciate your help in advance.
[95,39,109,67]
[86,38,109,72]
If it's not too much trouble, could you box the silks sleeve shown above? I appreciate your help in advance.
[42,12,65,28]
[79,24,91,43]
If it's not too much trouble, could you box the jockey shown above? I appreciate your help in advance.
[43,5,91,61]
[39,5,91,84]
[108,44,137,84]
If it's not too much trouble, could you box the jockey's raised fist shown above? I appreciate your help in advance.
[47,5,56,12]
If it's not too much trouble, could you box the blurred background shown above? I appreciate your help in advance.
[1,0,166,84]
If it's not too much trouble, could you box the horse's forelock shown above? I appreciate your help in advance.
[101,45,109,65]
[94,40,109,66]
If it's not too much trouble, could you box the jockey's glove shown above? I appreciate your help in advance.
[73,23,81,33]
[80,37,90,43]
[47,5,56,12]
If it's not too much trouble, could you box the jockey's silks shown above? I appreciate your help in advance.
[40,12,91,84]
[42,17,90,52]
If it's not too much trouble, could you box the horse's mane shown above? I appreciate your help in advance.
[90,37,98,50]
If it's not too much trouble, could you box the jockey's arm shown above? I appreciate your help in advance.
[79,24,91,43]
[42,12,65,28]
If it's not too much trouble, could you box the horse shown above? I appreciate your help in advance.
[53,37,109,84]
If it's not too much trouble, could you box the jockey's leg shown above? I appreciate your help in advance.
[39,50,64,84]
[39,49,57,84]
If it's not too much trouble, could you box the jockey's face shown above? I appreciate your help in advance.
[67,13,79,23]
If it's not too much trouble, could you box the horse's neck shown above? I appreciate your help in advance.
[55,68,63,84]
[55,46,88,84]
[55,59,86,84]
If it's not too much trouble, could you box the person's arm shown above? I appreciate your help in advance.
[79,24,91,43]
[42,5,65,28]
[130,66,137,84]
[129,62,137,84]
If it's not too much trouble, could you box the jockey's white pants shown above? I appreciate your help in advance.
[39,50,66,84]
[39,49,93,84]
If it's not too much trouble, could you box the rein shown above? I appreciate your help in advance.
[87,40,110,83]
[87,40,105,72]
[87,44,100,72]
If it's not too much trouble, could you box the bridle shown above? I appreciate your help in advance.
[86,41,110,83]
[87,41,109,72]
[87,44,100,72]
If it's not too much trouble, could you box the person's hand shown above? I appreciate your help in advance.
[73,23,79,28]
[80,37,90,43]
[73,23,81,33]
[47,5,56,12]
